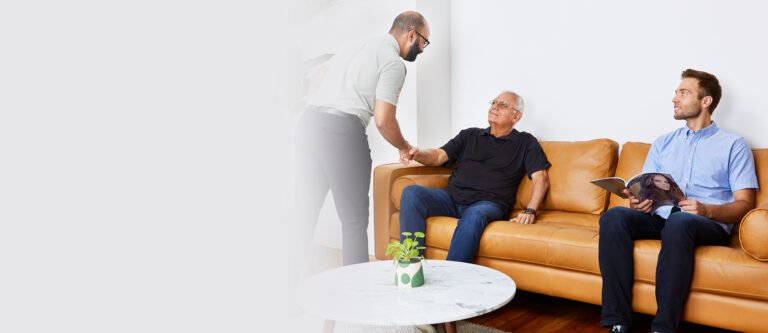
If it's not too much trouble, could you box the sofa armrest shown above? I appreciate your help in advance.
[373,163,452,259]
[739,206,768,261]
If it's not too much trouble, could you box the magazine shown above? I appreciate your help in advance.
[591,172,685,208]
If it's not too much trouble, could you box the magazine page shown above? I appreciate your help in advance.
[626,173,685,208]
[590,177,629,199]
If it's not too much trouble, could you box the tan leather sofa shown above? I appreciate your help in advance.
[373,139,768,332]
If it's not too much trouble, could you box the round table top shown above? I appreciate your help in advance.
[295,260,516,326]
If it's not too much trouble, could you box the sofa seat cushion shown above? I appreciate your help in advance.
[388,211,600,241]
[633,240,768,300]
[419,214,603,275]
[510,210,601,229]
[389,213,768,302]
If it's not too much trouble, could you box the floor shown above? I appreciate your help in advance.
[306,246,739,333]
[468,290,739,333]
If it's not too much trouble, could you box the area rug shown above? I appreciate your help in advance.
[333,321,510,333]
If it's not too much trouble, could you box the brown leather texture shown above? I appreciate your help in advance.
[390,215,768,300]
[740,208,768,261]
[608,142,651,209]
[371,140,768,332]
[373,163,451,259]
[514,139,618,215]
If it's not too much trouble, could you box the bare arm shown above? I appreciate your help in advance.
[408,147,449,167]
[511,170,550,224]
[373,100,412,162]
[678,189,756,224]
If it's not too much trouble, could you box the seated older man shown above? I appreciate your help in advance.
[400,90,550,262]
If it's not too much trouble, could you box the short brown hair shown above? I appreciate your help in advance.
[681,69,722,114]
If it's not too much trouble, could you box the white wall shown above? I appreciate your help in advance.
[416,1,452,148]
[451,0,768,148]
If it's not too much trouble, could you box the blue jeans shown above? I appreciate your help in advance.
[399,185,506,263]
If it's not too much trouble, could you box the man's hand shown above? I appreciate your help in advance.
[399,144,415,165]
[510,212,536,224]
[409,146,420,160]
[624,189,653,213]
[402,147,449,167]
[678,199,710,217]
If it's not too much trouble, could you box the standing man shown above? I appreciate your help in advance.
[599,69,758,333]
[295,12,430,266]
[399,91,550,263]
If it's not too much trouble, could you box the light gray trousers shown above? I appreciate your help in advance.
[294,107,371,265]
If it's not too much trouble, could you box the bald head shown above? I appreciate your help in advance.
[389,11,427,34]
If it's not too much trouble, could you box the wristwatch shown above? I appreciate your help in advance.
[524,208,537,216]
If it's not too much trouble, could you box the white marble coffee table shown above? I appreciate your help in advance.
[295,260,516,332]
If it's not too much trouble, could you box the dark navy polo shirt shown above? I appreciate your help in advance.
[440,127,551,213]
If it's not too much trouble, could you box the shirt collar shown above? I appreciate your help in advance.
[386,34,401,56]
[685,121,719,139]
[481,127,518,141]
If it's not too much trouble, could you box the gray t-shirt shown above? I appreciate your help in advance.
[307,34,406,127]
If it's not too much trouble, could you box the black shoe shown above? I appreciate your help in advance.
[608,325,629,333]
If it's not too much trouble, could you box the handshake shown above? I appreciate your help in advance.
[399,143,419,165]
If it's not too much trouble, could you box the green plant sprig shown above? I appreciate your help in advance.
[385,231,426,264]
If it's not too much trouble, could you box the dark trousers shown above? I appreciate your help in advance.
[598,207,729,333]
[399,185,506,263]
[294,108,371,266]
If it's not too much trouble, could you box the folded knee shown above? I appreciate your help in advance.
[400,185,422,208]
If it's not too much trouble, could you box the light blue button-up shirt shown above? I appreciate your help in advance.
[642,122,758,233]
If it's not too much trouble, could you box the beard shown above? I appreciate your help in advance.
[403,42,421,62]
[674,106,702,120]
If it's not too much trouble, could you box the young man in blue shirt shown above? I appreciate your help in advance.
[600,69,758,333]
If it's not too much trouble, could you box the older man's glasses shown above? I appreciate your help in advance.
[412,29,430,49]
[489,99,519,112]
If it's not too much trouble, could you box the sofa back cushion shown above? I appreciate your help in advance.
[514,139,618,215]
[608,142,651,209]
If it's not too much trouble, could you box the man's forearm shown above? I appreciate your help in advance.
[706,199,754,224]
[526,171,550,210]
[690,189,756,224]
[376,119,410,150]
[413,148,444,166]
[412,147,449,167]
